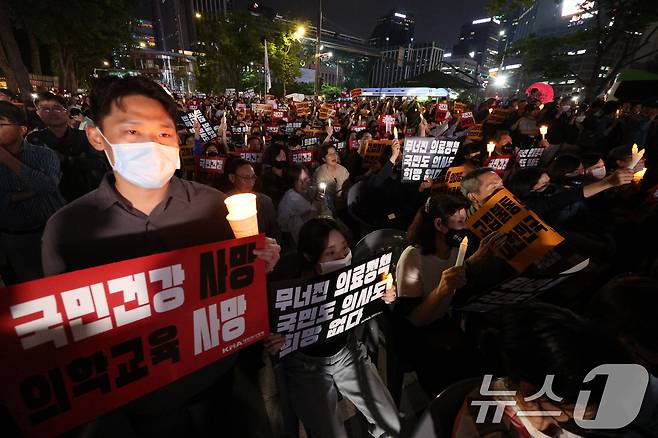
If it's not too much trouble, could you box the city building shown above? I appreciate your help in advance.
[492,0,646,98]
[370,42,443,87]
[369,11,415,49]
[451,17,502,75]
[134,0,232,51]
[440,54,479,84]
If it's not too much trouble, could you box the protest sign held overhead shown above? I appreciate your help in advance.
[269,252,392,358]
[295,101,311,117]
[319,103,336,121]
[401,137,460,182]
[467,123,484,141]
[518,147,545,168]
[466,189,564,272]
[180,110,217,142]
[0,236,268,437]
[362,139,393,167]
[432,166,465,194]
[460,111,476,129]
[434,102,449,123]
[486,108,513,125]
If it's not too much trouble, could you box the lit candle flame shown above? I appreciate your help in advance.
[393,126,398,140]
[487,141,496,154]
[630,144,645,169]
[634,168,647,183]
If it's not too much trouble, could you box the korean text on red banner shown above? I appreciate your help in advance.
[0,236,269,437]
[269,252,392,358]
[401,137,460,182]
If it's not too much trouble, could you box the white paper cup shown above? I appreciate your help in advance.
[224,193,257,217]
[227,212,259,238]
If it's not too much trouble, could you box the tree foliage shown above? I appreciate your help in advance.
[197,12,303,96]
[491,0,658,99]
[8,0,137,91]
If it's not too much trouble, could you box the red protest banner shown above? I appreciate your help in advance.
[460,111,476,129]
[289,148,316,165]
[0,236,268,437]
[196,156,226,174]
[486,154,513,174]
[434,102,449,123]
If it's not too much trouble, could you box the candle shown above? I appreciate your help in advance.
[487,141,496,156]
[244,133,248,146]
[539,125,548,140]
[224,193,259,238]
[455,236,468,267]
[393,126,398,140]
[488,108,493,114]
[319,182,327,195]
[385,273,393,289]
[634,168,647,183]
[629,144,645,170]
[539,103,545,110]
[262,135,266,147]
[327,117,332,127]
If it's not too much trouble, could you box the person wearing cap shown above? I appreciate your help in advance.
[0,101,65,284]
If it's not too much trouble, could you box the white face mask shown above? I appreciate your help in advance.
[588,166,606,180]
[98,128,180,189]
[318,250,352,275]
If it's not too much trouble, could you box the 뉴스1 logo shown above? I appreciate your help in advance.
[472,364,649,429]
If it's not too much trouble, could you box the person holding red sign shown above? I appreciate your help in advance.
[40,76,281,436]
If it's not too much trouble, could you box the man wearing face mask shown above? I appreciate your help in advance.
[41,76,281,436]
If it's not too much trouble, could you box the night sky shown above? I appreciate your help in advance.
[234,0,491,50]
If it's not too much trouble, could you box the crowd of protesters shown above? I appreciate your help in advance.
[1,77,658,438]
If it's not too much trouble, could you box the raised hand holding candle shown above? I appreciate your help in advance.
[455,236,468,267]
[539,125,548,140]
[629,144,645,170]
[487,141,496,156]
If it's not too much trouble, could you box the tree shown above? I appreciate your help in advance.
[0,0,32,100]
[197,12,303,96]
[491,0,658,100]
[10,0,137,91]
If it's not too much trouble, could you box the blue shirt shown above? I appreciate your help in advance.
[0,139,65,231]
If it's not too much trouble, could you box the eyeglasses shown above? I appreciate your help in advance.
[38,107,67,113]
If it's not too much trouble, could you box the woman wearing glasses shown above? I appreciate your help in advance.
[224,157,280,241]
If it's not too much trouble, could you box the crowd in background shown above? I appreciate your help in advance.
[1,78,658,437]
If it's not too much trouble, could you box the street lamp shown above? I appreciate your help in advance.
[293,25,306,40]
[494,75,507,87]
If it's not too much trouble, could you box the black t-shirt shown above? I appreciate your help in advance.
[27,127,107,201]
